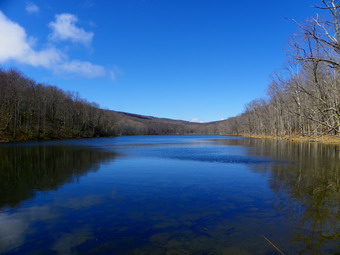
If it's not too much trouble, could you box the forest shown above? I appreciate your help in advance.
[0,68,207,141]
[0,0,339,142]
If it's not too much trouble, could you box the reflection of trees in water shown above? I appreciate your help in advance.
[267,143,339,254]
[215,138,339,253]
[0,145,117,209]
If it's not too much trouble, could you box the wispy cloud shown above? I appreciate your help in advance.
[25,2,39,14]
[49,13,93,46]
[83,0,95,9]
[0,11,113,79]
[107,66,123,82]
[108,70,116,81]
[58,60,106,78]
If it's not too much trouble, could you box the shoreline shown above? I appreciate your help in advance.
[240,133,340,145]
[2,133,340,145]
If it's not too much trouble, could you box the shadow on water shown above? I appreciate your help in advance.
[0,144,117,209]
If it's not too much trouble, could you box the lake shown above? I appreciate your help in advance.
[0,135,339,254]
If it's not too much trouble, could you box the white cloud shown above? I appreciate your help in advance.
[0,11,110,79]
[49,13,93,46]
[0,11,62,67]
[25,2,39,14]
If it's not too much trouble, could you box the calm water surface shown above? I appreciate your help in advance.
[0,135,339,254]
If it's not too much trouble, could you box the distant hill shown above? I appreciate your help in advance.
[102,110,211,136]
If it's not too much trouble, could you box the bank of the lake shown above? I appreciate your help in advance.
[240,133,340,145]
[3,132,340,145]
[0,133,113,143]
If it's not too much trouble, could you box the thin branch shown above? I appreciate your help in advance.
[297,56,340,68]
[313,5,340,10]
[312,14,338,43]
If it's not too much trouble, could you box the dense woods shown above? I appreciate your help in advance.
[0,68,204,141]
[0,68,115,140]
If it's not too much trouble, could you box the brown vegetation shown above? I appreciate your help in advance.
[0,68,205,141]
[239,133,340,144]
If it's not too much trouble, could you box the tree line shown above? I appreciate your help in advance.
[0,68,204,141]
[217,0,340,138]
[0,68,117,140]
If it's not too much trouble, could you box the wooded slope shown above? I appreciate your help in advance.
[0,69,206,141]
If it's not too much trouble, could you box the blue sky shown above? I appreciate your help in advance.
[0,0,320,122]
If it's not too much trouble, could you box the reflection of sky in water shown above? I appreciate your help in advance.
[121,145,274,164]
[0,135,338,254]
[0,206,57,252]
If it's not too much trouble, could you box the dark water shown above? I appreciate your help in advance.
[0,135,339,255]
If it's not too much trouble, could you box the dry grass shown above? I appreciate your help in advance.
[262,235,285,255]
[240,133,340,145]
